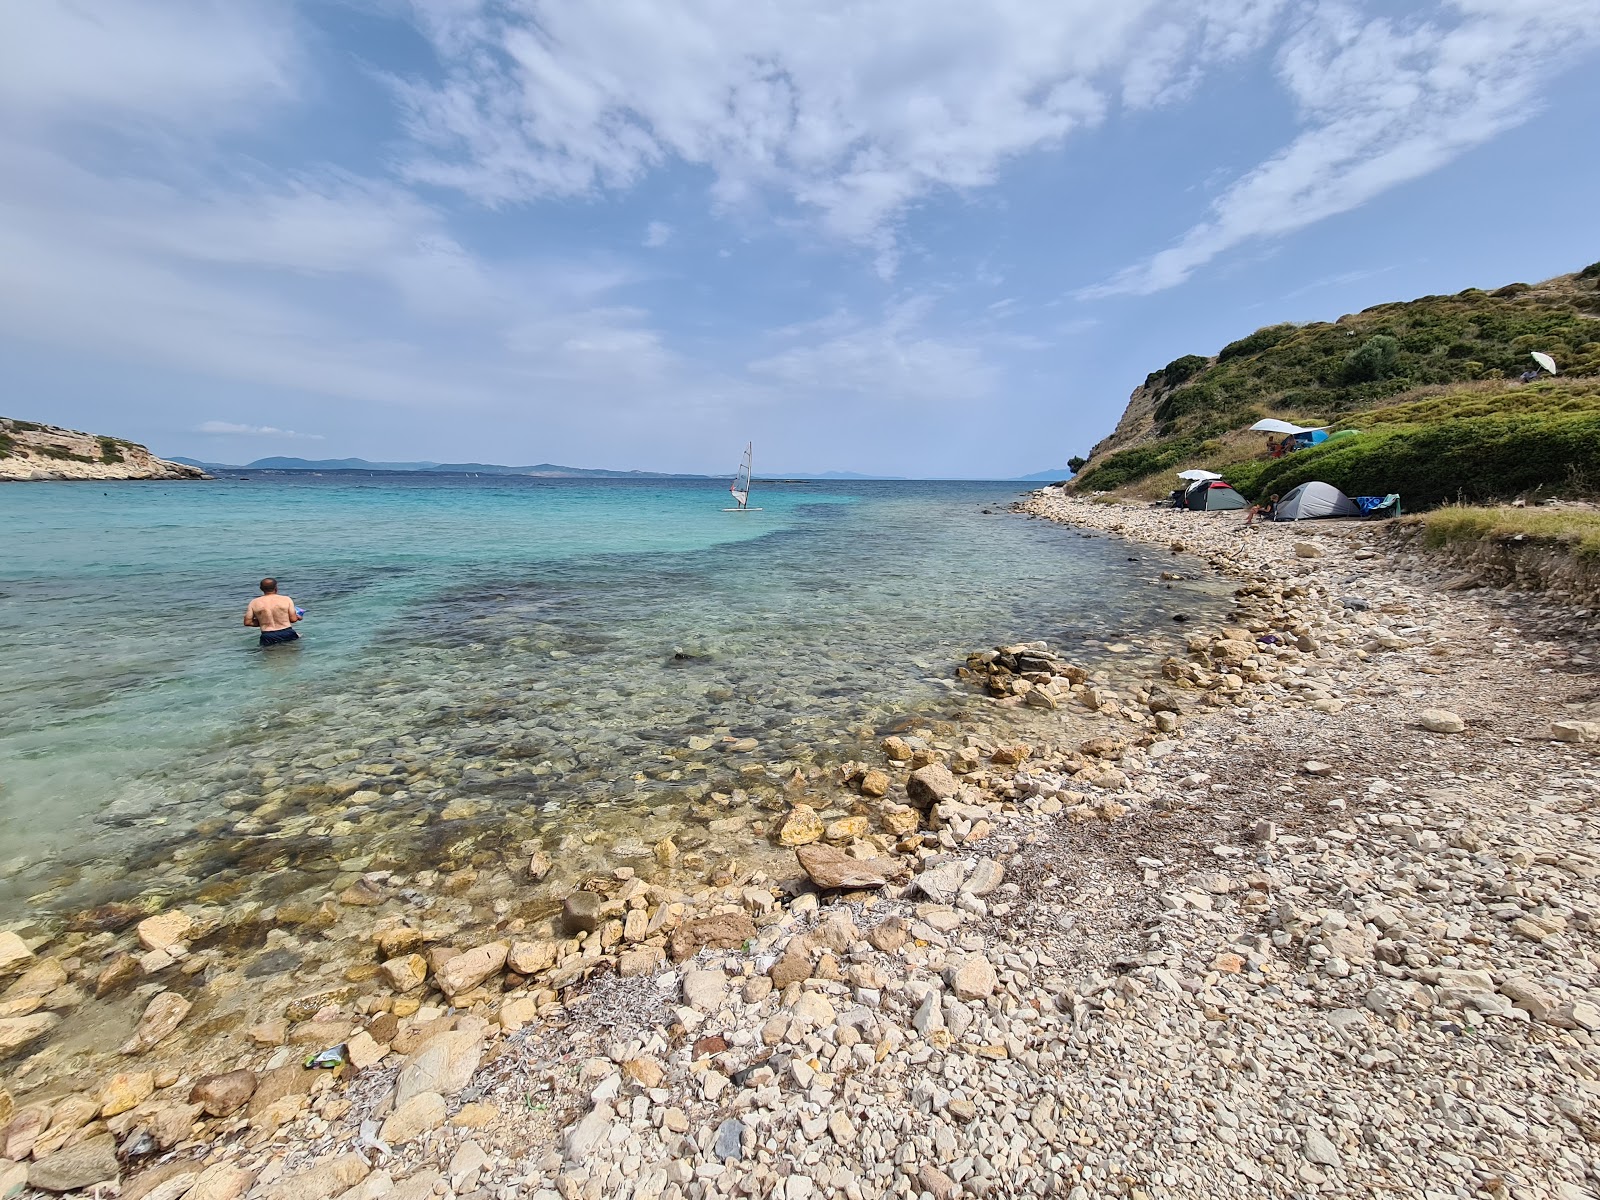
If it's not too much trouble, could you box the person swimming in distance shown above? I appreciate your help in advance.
[244,577,302,646]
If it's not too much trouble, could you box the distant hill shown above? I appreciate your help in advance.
[1070,263,1600,508]
[1016,468,1076,481]
[185,456,715,479]
[4,419,208,483]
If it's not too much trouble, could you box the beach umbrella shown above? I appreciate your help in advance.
[1176,469,1222,481]
[1531,352,1558,374]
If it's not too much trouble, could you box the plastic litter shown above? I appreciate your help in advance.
[305,1044,347,1070]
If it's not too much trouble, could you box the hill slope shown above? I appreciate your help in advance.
[1,419,208,482]
[1073,263,1600,505]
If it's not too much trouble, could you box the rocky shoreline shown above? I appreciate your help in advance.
[0,420,207,482]
[5,493,1599,1200]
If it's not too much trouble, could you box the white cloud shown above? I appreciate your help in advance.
[197,422,323,439]
[1084,0,1600,297]
[643,221,673,248]
[393,1,1287,265]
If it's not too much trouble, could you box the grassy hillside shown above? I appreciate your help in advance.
[1073,263,1600,505]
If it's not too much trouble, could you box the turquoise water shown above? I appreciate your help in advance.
[0,475,1223,919]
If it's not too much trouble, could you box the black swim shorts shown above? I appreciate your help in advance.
[260,627,300,647]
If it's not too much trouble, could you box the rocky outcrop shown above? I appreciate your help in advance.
[0,418,209,482]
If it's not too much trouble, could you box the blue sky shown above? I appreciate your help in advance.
[2,0,1597,478]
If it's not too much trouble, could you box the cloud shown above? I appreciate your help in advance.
[392,1,1286,266]
[643,221,673,248]
[197,422,323,439]
[1083,0,1600,297]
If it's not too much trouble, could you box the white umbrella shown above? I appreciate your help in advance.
[1249,418,1328,436]
[1176,469,1222,481]
[1531,352,1558,375]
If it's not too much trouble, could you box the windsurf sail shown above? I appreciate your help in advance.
[729,442,753,509]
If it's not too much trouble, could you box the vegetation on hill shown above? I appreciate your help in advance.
[1073,264,1600,506]
[1411,504,1600,561]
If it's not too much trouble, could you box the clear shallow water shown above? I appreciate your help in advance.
[0,475,1225,919]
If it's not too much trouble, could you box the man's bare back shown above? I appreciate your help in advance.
[245,577,302,646]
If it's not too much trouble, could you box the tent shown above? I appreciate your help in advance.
[1250,418,1328,436]
[1270,481,1362,521]
[1184,479,1249,511]
[1287,429,1329,450]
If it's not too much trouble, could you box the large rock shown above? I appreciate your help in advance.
[773,805,824,847]
[561,893,605,935]
[1551,719,1600,743]
[1,1160,27,1200]
[4,958,66,1002]
[379,1091,446,1145]
[121,991,190,1055]
[963,858,1005,897]
[257,1154,368,1200]
[435,943,508,999]
[1417,708,1465,734]
[795,845,898,890]
[680,969,727,1012]
[506,939,558,976]
[858,769,890,798]
[248,1064,312,1117]
[97,1070,155,1117]
[189,1069,257,1117]
[136,912,193,952]
[0,932,34,975]
[185,1163,255,1200]
[915,861,967,905]
[395,1030,482,1105]
[907,765,958,809]
[381,954,428,993]
[27,1135,120,1192]
[946,956,997,1001]
[668,913,756,963]
[0,1012,59,1056]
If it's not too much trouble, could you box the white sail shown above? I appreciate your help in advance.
[729,442,752,509]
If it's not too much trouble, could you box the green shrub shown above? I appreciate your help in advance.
[1234,410,1600,507]
[1219,323,1296,362]
[1066,455,1087,474]
[0,431,13,459]
[99,438,126,464]
[1579,261,1600,280]
[1074,438,1200,491]
[1341,334,1402,384]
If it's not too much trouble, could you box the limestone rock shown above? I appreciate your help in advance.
[773,805,824,847]
[506,939,558,976]
[0,933,34,976]
[795,844,898,890]
[381,954,428,993]
[1293,542,1323,559]
[681,968,726,1012]
[373,927,423,958]
[1551,719,1600,743]
[963,858,1005,897]
[120,991,190,1055]
[97,1071,155,1118]
[189,1068,258,1118]
[907,765,958,808]
[95,953,140,998]
[379,1091,446,1146]
[395,1030,482,1104]
[946,956,997,1001]
[497,997,540,1031]
[1,1161,27,1200]
[881,736,913,762]
[28,1135,120,1192]
[4,958,66,1002]
[768,943,813,990]
[185,1163,255,1200]
[668,913,755,963]
[435,942,508,999]
[136,912,193,952]
[0,1012,60,1056]
[1418,708,1465,734]
[257,1154,369,1200]
[915,861,966,905]
[879,805,919,835]
[858,769,890,798]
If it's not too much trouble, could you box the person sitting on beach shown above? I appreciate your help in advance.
[244,577,302,646]
[1243,494,1279,527]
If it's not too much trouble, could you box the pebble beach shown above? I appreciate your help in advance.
[4,492,1599,1200]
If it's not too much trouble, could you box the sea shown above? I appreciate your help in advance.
[0,474,1227,924]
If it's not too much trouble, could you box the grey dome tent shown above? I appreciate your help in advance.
[1270,481,1361,521]
[1183,479,1248,511]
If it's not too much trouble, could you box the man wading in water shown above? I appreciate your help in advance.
[244,577,302,646]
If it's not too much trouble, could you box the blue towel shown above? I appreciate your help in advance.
[1354,494,1399,514]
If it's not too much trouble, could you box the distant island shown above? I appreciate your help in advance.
[1,418,208,482]
[168,455,718,479]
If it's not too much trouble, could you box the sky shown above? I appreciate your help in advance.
[2,1,1598,478]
